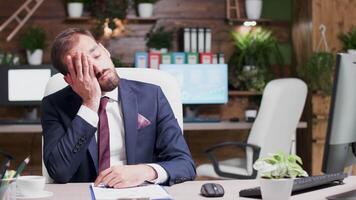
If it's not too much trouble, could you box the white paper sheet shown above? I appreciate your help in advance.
[90,183,172,200]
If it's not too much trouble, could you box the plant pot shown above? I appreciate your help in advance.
[347,49,356,54]
[67,2,84,18]
[245,0,263,20]
[138,3,154,18]
[26,49,43,65]
[260,178,293,200]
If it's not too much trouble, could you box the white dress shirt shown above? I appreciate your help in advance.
[77,87,168,184]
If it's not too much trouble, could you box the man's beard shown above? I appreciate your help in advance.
[97,68,120,92]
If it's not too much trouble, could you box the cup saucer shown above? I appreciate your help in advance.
[16,190,53,199]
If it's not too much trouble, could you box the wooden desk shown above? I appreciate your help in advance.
[184,121,307,131]
[42,176,356,200]
[0,121,307,133]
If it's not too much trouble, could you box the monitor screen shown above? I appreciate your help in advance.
[8,69,51,101]
[322,53,356,173]
[159,64,228,104]
[0,65,55,106]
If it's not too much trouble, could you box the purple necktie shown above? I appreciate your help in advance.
[98,96,110,172]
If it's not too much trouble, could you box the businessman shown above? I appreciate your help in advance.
[42,28,196,188]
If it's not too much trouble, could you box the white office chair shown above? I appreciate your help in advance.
[196,78,307,179]
[42,68,183,183]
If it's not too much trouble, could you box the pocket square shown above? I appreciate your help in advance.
[137,113,151,129]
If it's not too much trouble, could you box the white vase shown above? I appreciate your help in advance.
[67,2,83,18]
[138,3,154,18]
[26,49,43,65]
[245,0,263,20]
[260,178,294,200]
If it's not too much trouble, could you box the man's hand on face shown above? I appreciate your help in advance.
[94,164,158,189]
[64,52,101,112]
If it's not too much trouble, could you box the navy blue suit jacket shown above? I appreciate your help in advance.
[41,78,196,185]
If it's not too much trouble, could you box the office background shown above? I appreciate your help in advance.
[0,0,355,178]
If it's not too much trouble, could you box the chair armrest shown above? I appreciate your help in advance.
[204,141,261,179]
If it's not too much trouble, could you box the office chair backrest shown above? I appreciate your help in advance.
[246,78,307,175]
[42,68,183,183]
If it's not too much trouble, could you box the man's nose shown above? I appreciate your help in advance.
[93,64,102,78]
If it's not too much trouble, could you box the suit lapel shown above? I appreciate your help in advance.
[119,79,138,164]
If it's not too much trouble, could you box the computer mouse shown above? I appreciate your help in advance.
[200,183,225,197]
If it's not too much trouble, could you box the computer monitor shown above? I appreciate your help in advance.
[0,65,55,106]
[159,64,228,105]
[322,53,356,174]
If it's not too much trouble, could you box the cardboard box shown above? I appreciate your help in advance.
[148,52,160,69]
[172,52,186,64]
[200,52,213,64]
[161,53,172,64]
[135,52,148,68]
[186,53,199,64]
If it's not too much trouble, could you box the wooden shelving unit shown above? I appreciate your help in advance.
[226,18,290,26]
[64,16,92,22]
[64,16,157,24]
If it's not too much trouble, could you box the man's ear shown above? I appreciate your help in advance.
[99,43,111,57]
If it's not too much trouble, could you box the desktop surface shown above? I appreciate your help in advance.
[43,176,356,200]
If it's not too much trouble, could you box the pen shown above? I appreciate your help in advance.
[0,159,10,179]
[13,155,30,178]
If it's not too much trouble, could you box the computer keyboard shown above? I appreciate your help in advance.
[239,172,347,198]
[0,119,41,125]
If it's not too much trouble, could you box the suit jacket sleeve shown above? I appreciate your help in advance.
[42,96,97,183]
[154,87,196,185]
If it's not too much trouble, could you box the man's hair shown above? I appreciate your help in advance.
[51,28,95,75]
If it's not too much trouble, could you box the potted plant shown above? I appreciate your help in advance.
[245,0,263,19]
[134,0,158,18]
[253,152,308,200]
[66,0,85,18]
[338,27,356,54]
[297,52,334,95]
[20,26,46,65]
[146,26,173,53]
[228,27,284,91]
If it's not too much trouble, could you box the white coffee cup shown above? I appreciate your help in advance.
[17,176,45,196]
[245,109,257,122]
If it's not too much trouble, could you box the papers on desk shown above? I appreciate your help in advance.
[90,183,173,200]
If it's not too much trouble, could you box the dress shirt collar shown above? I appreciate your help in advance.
[102,87,119,102]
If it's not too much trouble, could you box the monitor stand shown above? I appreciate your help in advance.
[183,106,220,123]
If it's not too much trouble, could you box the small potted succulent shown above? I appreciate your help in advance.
[67,0,85,18]
[20,26,47,65]
[338,27,356,54]
[134,0,158,18]
[253,152,308,200]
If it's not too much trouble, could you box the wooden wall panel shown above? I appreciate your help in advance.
[312,0,356,53]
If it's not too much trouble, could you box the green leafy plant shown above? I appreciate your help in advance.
[229,27,284,91]
[338,27,356,51]
[0,53,20,65]
[20,26,47,53]
[297,52,334,95]
[146,27,173,50]
[111,57,124,67]
[253,152,308,179]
